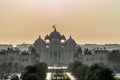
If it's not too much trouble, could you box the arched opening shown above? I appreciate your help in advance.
[61,40,65,43]
[46,40,50,43]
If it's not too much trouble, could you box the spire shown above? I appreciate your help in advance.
[69,35,72,39]
[52,24,56,31]
[39,35,41,39]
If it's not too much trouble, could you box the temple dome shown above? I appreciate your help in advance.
[61,35,66,40]
[45,35,50,40]
[34,36,46,47]
[49,27,61,40]
[65,36,76,47]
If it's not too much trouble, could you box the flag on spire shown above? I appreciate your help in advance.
[52,24,56,31]
[52,24,55,29]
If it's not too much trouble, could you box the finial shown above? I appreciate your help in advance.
[52,24,56,31]
[39,35,41,39]
[69,35,72,39]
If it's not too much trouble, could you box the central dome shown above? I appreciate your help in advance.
[49,27,61,40]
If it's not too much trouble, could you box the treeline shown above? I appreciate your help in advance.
[21,62,48,80]
[68,61,116,80]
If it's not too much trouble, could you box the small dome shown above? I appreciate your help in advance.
[45,35,50,40]
[61,35,66,40]
[34,35,46,47]
[65,36,76,47]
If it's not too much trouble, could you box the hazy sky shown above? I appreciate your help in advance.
[0,0,120,45]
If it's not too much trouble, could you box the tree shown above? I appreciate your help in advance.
[22,62,48,80]
[69,62,116,80]
[77,46,82,54]
[84,48,92,55]
[68,61,82,74]
[86,64,116,80]
[68,61,88,79]
[79,65,89,80]
[23,73,40,80]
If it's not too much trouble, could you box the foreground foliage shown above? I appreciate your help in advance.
[21,62,48,80]
[51,73,70,80]
[69,61,116,80]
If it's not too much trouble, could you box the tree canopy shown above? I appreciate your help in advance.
[21,62,48,80]
[69,61,116,80]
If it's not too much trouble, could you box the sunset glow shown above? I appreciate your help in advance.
[0,0,120,45]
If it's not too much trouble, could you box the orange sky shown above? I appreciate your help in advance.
[0,0,120,45]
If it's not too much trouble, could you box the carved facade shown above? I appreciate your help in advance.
[30,27,77,66]
[0,48,36,72]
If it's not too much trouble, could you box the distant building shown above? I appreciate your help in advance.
[0,44,13,51]
[79,49,120,71]
[81,49,109,66]
[80,44,120,51]
[16,43,32,51]
[0,48,36,72]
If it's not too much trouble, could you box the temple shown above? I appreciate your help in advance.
[29,25,78,66]
[0,26,119,72]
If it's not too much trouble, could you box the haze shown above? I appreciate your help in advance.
[0,0,120,45]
